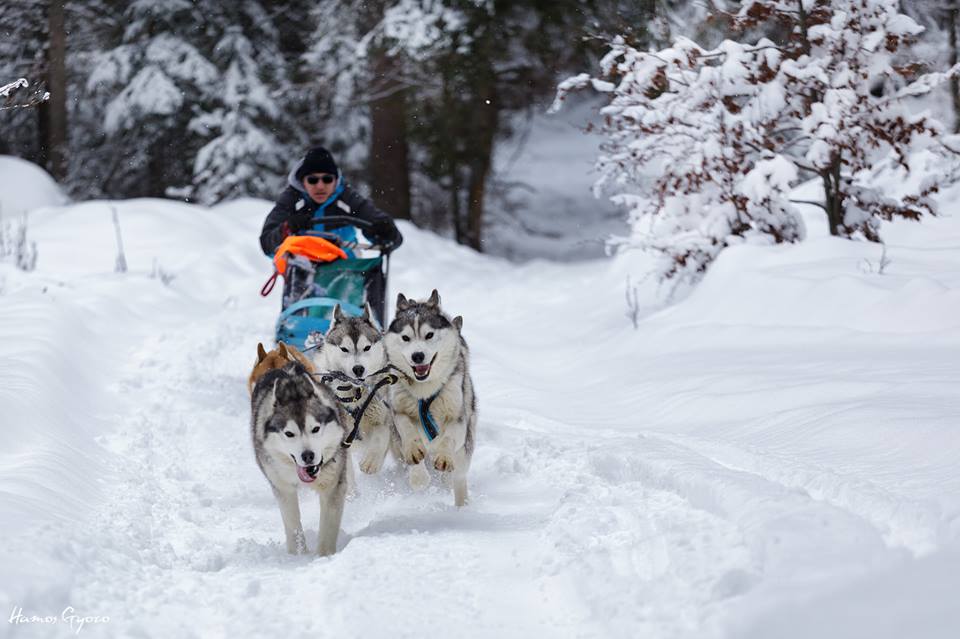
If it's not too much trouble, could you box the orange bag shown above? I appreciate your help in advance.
[272,235,347,273]
[261,235,347,296]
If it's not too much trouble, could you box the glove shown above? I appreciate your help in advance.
[287,211,314,234]
[375,224,403,253]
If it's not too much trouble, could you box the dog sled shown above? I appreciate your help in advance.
[260,215,392,349]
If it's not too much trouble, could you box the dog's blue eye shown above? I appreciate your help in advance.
[425,332,434,340]
[284,431,295,438]
[363,345,371,352]
[311,426,320,434]
[402,335,410,342]
[340,347,348,353]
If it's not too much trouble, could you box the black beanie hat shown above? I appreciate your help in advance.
[296,146,339,180]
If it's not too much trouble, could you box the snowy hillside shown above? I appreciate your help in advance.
[1,166,959,638]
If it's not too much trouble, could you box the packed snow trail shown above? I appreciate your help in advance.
[2,197,960,638]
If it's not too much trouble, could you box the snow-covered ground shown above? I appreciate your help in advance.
[1,158,959,638]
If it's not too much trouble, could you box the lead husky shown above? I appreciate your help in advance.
[250,361,350,555]
[315,303,396,475]
[385,290,476,507]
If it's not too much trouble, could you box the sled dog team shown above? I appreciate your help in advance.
[249,290,477,556]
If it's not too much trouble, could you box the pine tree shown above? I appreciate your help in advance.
[84,0,218,197]
[301,0,371,175]
[186,3,294,204]
[82,0,296,201]
[61,0,125,199]
[0,0,47,161]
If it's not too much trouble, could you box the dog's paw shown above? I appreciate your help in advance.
[433,452,455,472]
[408,463,430,491]
[359,453,384,475]
[402,441,426,465]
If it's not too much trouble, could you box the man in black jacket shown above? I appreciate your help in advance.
[259,146,403,255]
[261,146,403,324]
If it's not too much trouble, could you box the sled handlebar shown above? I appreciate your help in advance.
[304,216,397,253]
[301,230,393,254]
[307,215,375,230]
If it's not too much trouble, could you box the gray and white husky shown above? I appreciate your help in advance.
[315,303,396,475]
[385,289,476,507]
[250,362,350,555]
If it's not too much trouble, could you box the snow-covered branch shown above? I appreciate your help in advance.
[0,78,49,111]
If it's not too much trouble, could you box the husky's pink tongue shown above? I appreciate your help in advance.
[296,465,316,483]
[413,364,431,378]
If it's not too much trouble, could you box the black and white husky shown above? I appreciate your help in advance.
[250,362,349,555]
[315,303,396,475]
[385,290,477,507]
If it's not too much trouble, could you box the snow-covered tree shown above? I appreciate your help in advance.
[300,1,377,177]
[302,0,636,251]
[85,1,295,201]
[186,4,293,204]
[0,0,49,161]
[555,0,959,282]
[85,1,218,197]
[900,0,960,132]
[300,0,470,225]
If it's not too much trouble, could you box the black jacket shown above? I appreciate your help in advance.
[260,170,403,255]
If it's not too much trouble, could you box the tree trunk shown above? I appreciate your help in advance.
[450,164,463,244]
[465,103,496,252]
[822,159,843,236]
[356,0,411,220]
[368,49,411,220]
[463,58,498,252]
[439,69,464,243]
[797,0,812,56]
[40,0,67,181]
[948,3,960,133]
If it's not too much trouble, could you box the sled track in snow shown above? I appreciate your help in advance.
[41,303,810,639]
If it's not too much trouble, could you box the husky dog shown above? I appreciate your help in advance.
[250,361,349,555]
[248,341,316,395]
[315,303,396,475]
[385,290,476,507]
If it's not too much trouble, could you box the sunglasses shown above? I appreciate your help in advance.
[306,174,336,185]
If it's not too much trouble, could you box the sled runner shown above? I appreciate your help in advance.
[260,215,392,349]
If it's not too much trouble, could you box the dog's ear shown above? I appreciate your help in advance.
[362,302,372,321]
[256,343,267,363]
[453,316,463,331]
[396,293,409,311]
[427,289,440,307]
[333,303,344,323]
[277,341,289,359]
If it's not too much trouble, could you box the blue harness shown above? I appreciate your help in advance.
[418,393,441,441]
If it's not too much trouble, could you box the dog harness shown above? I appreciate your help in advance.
[418,393,441,441]
[312,366,400,449]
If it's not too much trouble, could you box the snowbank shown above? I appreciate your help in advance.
[0,155,67,217]
[0,183,958,637]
